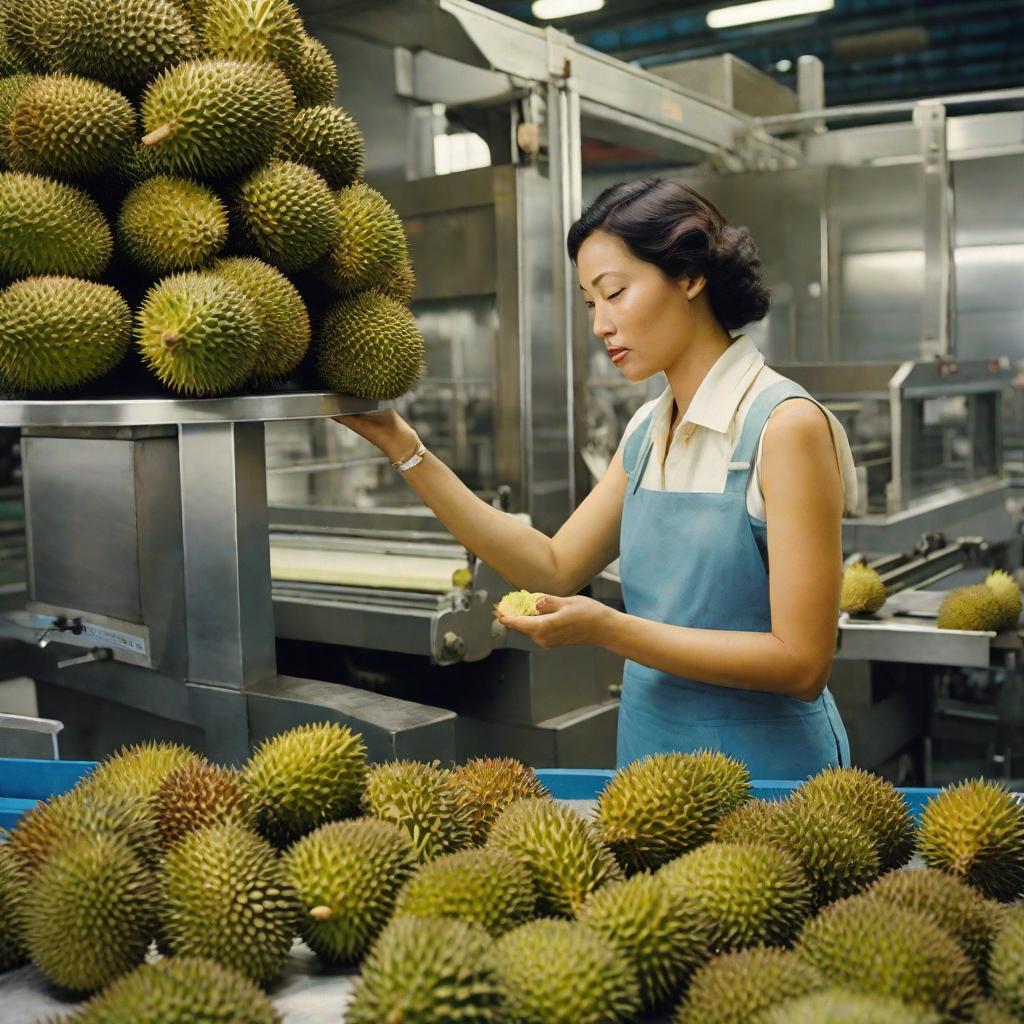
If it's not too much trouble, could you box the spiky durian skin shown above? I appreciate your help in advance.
[286,35,337,108]
[0,277,131,391]
[596,750,751,872]
[275,105,364,189]
[487,797,622,916]
[493,919,642,1024]
[451,757,550,845]
[348,916,501,1024]
[235,159,336,273]
[865,867,1003,984]
[154,760,252,849]
[985,570,1022,631]
[0,75,33,169]
[395,847,534,938]
[0,27,28,76]
[578,873,708,1012]
[0,844,27,971]
[283,818,415,963]
[762,989,942,1024]
[796,895,981,1021]
[58,0,199,92]
[841,563,887,614]
[0,172,111,279]
[659,841,811,952]
[317,289,424,400]
[214,257,310,382]
[793,766,917,873]
[64,957,282,1024]
[918,779,1024,902]
[712,796,781,845]
[7,74,134,177]
[937,585,1005,632]
[3,0,62,71]
[161,821,300,983]
[141,59,294,179]
[363,760,474,863]
[673,947,826,1024]
[136,271,260,396]
[989,908,1024,1015]
[201,0,304,74]
[24,833,156,992]
[240,721,367,846]
[119,177,228,274]
[85,741,202,806]
[970,999,1019,1024]
[322,181,408,293]
[496,590,542,618]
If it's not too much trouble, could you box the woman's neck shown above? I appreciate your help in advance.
[665,323,734,432]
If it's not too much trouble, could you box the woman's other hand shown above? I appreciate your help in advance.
[497,594,615,649]
[333,409,419,463]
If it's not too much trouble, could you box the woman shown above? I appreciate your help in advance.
[336,177,855,778]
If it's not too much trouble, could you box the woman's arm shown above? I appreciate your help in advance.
[334,410,626,596]
[504,399,844,701]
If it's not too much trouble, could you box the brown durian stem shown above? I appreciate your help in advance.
[309,905,333,921]
[160,330,182,351]
[142,122,176,147]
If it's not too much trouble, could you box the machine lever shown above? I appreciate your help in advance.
[56,648,113,670]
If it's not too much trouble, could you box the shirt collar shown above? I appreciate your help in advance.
[680,335,764,434]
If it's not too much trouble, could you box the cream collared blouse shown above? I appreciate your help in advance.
[619,337,858,520]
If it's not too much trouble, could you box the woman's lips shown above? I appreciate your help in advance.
[608,347,628,365]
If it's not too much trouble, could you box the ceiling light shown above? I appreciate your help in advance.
[775,58,793,71]
[707,0,834,30]
[532,0,605,19]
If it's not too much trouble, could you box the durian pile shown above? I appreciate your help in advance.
[2,728,1024,1023]
[0,0,424,400]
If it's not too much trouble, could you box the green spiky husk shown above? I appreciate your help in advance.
[3,0,62,72]
[85,741,202,806]
[712,797,781,845]
[841,563,887,614]
[240,721,367,846]
[451,757,550,846]
[0,172,111,279]
[0,75,33,169]
[492,919,642,1024]
[285,35,337,108]
[487,797,622,916]
[988,907,1024,1015]
[762,989,942,1024]
[347,916,501,1024]
[970,999,1019,1024]
[937,585,1005,632]
[0,844,27,972]
[0,24,28,76]
[275,105,364,188]
[596,750,751,872]
[201,0,304,74]
[985,570,1022,631]
[154,760,252,849]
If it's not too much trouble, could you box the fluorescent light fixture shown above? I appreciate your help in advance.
[774,58,793,72]
[532,0,605,20]
[707,0,833,30]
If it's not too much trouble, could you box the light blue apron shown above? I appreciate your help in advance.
[616,377,850,777]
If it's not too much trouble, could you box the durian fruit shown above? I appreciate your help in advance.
[712,796,780,845]
[136,271,261,396]
[451,756,550,845]
[283,817,415,963]
[918,779,1024,902]
[865,867,1003,985]
[673,947,827,1024]
[487,797,622,916]
[57,0,199,92]
[970,999,1019,1024]
[0,172,112,279]
[0,277,131,391]
[61,957,281,1024]
[363,760,473,862]
[596,750,751,872]
[937,585,1004,632]
[214,257,310,382]
[763,989,942,1024]
[0,26,28,76]
[201,0,305,75]
[161,821,300,984]
[795,894,981,1021]
[495,590,543,617]
[0,75,33,169]
[985,569,1022,631]
[322,181,408,294]
[235,159,337,273]
[154,760,252,849]
[24,832,156,992]
[114,141,160,189]
[3,0,62,71]
[317,288,424,400]
[7,74,135,177]
[275,105,365,188]
[394,847,534,938]
[346,916,501,1024]
[168,0,205,33]
[85,741,201,806]
[0,844,27,972]
[141,59,294,179]
[578,872,709,1012]
[286,35,337,108]
[659,841,811,951]
[989,908,1024,1016]
[118,177,229,274]
[841,562,887,614]
[492,918,642,1024]
[793,766,917,872]
[240,721,367,846]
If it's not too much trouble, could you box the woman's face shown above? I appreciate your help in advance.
[577,229,698,382]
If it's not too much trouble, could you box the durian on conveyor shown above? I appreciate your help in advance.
[840,562,887,614]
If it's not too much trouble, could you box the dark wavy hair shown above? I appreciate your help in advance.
[566,178,770,331]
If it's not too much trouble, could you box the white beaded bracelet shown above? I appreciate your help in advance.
[392,441,427,473]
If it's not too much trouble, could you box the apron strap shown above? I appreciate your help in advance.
[724,379,811,494]
[624,408,658,495]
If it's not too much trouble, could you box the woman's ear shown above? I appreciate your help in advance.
[680,274,708,300]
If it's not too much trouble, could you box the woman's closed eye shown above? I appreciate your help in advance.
[584,288,624,309]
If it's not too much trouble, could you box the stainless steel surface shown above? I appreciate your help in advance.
[915,102,952,358]
[838,613,995,669]
[650,54,799,118]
